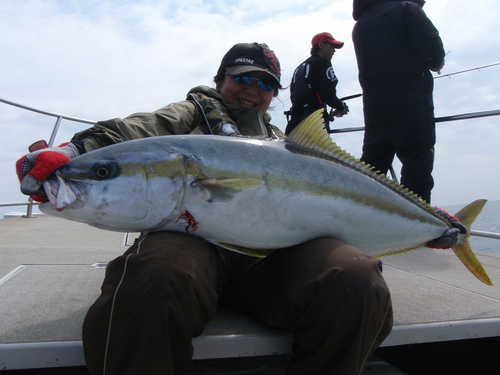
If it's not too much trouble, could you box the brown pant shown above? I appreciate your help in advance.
[82,231,393,375]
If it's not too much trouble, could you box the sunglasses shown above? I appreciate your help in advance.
[230,74,276,92]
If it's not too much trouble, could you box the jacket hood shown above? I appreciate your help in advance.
[188,85,273,125]
[353,0,425,21]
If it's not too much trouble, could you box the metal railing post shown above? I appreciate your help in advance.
[0,97,96,219]
[23,198,36,218]
[48,116,63,147]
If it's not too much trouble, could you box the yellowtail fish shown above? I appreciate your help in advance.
[40,109,492,285]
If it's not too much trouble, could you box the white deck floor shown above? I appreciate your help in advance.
[1,215,500,370]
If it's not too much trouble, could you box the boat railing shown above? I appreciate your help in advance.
[0,200,39,218]
[0,97,96,217]
[328,107,500,134]
[2,95,500,241]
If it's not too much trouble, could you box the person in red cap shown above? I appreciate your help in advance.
[16,42,392,375]
[285,32,349,135]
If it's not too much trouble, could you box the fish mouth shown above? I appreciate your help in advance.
[43,175,87,211]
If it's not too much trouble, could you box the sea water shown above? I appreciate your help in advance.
[443,199,500,254]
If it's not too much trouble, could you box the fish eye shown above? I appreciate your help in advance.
[91,162,119,180]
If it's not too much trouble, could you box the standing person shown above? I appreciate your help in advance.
[352,0,445,203]
[16,42,393,375]
[286,32,349,135]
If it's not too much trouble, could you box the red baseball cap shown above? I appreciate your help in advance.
[311,32,344,49]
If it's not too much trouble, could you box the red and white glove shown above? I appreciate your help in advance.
[16,141,80,202]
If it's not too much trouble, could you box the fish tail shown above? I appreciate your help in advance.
[452,199,493,286]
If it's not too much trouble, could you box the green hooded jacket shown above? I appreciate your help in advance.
[72,85,284,152]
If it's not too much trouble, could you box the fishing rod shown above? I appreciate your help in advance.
[333,63,500,101]
[328,107,500,134]
[291,62,498,125]
[434,62,500,79]
[340,93,362,101]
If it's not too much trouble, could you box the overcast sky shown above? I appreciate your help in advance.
[1,0,500,219]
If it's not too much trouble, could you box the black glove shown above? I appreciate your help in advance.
[435,207,467,234]
[426,207,467,249]
[426,228,460,249]
[335,102,349,117]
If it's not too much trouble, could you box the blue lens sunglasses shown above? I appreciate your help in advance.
[229,74,276,92]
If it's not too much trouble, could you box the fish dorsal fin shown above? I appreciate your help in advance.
[286,109,342,157]
[285,109,370,169]
[285,109,439,217]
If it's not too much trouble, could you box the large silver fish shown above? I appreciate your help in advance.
[40,110,492,285]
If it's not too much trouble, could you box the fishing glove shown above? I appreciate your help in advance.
[337,101,349,117]
[16,141,80,202]
[426,207,467,249]
[329,102,349,121]
[434,207,467,234]
[426,228,460,249]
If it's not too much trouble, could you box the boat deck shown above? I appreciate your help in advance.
[1,215,500,372]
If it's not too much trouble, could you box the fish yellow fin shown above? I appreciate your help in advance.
[454,199,488,227]
[451,199,493,285]
[375,200,492,286]
[452,241,493,286]
[195,178,264,202]
[373,245,423,259]
[286,109,348,159]
[216,242,266,258]
[286,109,439,216]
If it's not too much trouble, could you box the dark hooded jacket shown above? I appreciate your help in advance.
[352,0,444,124]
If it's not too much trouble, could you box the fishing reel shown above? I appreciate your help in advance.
[329,102,349,122]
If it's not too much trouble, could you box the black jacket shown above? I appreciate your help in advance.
[287,54,344,133]
[352,0,444,124]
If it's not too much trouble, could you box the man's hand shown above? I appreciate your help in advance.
[329,102,349,121]
[337,101,349,117]
[429,59,445,74]
[426,207,467,249]
[16,141,80,202]
[426,228,460,249]
[434,207,467,234]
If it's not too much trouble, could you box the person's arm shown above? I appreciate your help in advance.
[404,2,445,71]
[72,100,201,152]
[16,99,201,201]
[428,59,445,72]
[314,58,345,111]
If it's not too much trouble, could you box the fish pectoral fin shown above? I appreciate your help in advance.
[373,245,422,259]
[216,242,266,258]
[196,178,264,202]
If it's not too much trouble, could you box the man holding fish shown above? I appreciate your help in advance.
[16,42,394,374]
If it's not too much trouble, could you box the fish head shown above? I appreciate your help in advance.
[39,145,186,232]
